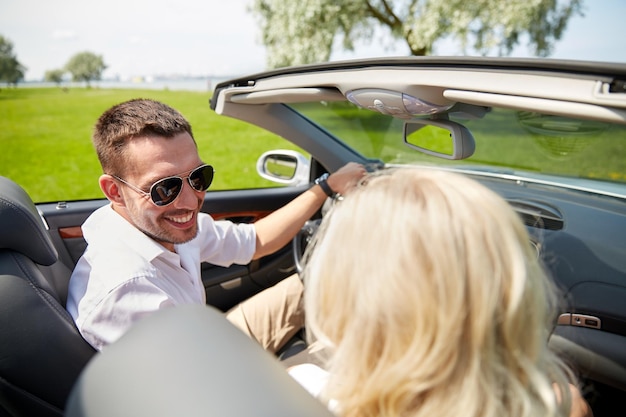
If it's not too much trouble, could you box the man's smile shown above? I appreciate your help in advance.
[164,211,194,225]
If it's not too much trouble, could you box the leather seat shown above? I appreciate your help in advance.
[0,176,96,417]
[66,304,333,417]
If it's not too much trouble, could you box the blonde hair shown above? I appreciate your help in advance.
[303,168,576,417]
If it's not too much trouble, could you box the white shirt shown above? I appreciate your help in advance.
[66,204,256,350]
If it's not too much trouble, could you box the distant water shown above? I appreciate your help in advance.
[17,77,233,92]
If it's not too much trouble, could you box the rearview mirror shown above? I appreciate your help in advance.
[256,150,311,186]
[404,119,475,160]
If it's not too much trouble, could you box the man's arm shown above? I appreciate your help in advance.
[252,162,365,260]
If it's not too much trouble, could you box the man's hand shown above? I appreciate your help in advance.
[327,162,367,196]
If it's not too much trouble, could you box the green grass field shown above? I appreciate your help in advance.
[0,87,302,202]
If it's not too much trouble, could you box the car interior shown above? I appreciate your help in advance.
[209,60,626,413]
[0,176,96,417]
[1,57,625,416]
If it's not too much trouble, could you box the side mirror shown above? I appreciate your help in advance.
[403,119,475,160]
[256,150,311,186]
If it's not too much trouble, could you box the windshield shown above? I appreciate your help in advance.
[291,101,626,193]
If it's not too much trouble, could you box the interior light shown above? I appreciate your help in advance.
[346,89,453,117]
[402,93,453,115]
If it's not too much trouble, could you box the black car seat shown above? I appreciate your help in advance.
[0,176,96,417]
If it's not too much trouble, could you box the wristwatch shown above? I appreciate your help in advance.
[314,173,335,197]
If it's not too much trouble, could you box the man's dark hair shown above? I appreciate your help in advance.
[93,98,195,175]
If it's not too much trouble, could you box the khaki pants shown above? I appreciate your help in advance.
[225,274,304,355]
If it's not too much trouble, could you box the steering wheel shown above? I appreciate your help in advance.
[292,163,380,275]
[292,218,322,275]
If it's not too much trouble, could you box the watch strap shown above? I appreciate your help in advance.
[315,174,335,197]
[318,178,334,197]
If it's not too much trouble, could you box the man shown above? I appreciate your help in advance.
[67,98,365,352]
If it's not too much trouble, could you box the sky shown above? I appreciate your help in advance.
[1,0,625,82]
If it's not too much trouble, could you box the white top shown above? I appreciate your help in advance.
[288,363,337,411]
[66,204,256,350]
[288,363,329,398]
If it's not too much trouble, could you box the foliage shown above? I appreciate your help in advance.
[249,0,584,68]
[0,35,27,86]
[64,51,107,87]
[44,69,66,85]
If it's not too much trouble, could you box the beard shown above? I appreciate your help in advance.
[128,208,201,249]
[140,221,200,247]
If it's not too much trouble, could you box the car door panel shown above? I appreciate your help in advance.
[39,200,108,267]
[199,186,307,310]
[551,327,626,391]
[474,176,626,391]
[36,185,308,312]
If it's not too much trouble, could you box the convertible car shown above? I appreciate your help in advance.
[1,57,625,417]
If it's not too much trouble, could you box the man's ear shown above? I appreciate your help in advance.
[99,174,126,206]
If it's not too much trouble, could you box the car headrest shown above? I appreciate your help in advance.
[0,176,58,266]
[65,304,334,417]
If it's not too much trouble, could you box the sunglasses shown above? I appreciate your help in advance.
[112,164,215,206]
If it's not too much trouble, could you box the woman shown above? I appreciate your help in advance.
[294,168,592,417]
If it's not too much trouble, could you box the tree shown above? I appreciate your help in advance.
[0,35,27,86]
[44,69,66,86]
[64,51,106,87]
[249,0,584,68]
